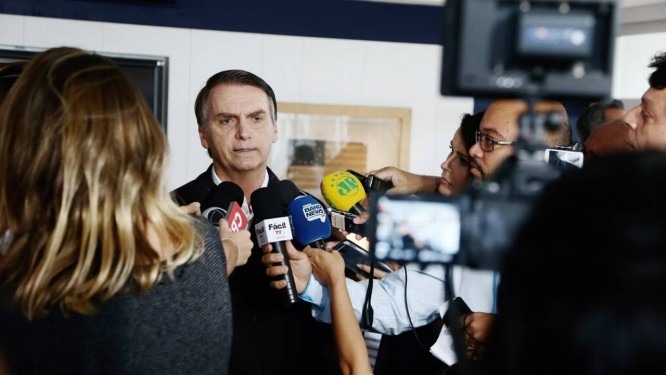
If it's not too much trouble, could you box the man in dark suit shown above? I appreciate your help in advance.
[172,70,339,375]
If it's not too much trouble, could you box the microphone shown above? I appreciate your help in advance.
[320,171,367,215]
[329,208,365,236]
[251,186,298,305]
[275,180,331,249]
[200,181,245,227]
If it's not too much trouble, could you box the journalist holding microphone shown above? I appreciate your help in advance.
[0,47,249,374]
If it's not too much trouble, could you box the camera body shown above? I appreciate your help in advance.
[441,0,618,101]
[367,152,563,270]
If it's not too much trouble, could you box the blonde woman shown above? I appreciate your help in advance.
[0,47,250,374]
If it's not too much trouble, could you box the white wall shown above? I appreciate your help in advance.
[0,13,471,191]
[1,13,663,191]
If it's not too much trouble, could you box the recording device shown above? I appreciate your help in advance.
[346,169,394,194]
[441,0,618,101]
[200,181,246,229]
[544,148,584,168]
[320,171,367,215]
[368,194,463,265]
[333,239,393,279]
[276,179,331,249]
[329,208,366,236]
[251,186,299,305]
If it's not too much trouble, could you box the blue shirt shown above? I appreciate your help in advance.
[300,264,496,335]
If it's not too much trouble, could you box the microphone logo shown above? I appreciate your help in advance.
[327,172,362,198]
[302,203,327,222]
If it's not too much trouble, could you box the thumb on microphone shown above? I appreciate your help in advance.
[219,219,253,276]
[261,240,312,293]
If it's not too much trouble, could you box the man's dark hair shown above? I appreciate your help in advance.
[194,69,277,128]
[460,110,484,151]
[576,99,624,142]
[648,51,666,89]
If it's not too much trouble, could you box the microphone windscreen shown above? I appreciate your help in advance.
[287,195,331,246]
[201,181,245,211]
[251,186,285,222]
[320,171,367,212]
[275,179,303,206]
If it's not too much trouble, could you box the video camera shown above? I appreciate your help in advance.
[367,0,618,271]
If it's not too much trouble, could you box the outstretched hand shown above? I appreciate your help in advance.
[369,166,438,195]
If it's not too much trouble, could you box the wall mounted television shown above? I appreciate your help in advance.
[0,45,169,131]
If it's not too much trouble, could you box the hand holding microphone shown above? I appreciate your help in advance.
[251,186,299,305]
[201,181,252,275]
[200,181,247,229]
[219,219,253,276]
[261,241,313,293]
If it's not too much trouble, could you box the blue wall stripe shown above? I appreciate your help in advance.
[0,0,444,45]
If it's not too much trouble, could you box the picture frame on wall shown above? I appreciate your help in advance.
[271,102,411,203]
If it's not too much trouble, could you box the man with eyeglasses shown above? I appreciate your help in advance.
[469,99,572,180]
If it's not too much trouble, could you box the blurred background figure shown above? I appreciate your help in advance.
[575,99,625,143]
[482,151,666,375]
[0,47,244,374]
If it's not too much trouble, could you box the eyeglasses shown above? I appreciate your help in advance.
[475,131,514,152]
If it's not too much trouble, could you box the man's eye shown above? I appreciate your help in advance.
[253,115,264,122]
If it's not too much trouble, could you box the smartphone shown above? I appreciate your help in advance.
[367,194,462,264]
[544,148,584,168]
[333,239,393,278]
[226,201,248,232]
[441,297,472,327]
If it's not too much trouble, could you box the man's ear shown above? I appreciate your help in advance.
[199,126,209,149]
[272,121,278,144]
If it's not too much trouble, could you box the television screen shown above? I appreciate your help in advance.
[0,45,168,131]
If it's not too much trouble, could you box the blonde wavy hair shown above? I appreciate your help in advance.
[0,47,203,319]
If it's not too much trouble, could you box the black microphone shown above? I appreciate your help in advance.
[200,181,245,226]
[251,186,298,305]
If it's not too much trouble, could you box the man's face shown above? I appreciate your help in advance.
[624,87,666,150]
[198,84,277,177]
[468,100,521,179]
[469,100,568,180]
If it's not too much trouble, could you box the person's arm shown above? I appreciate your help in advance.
[262,242,446,335]
[218,220,253,276]
[303,263,446,335]
[304,247,373,375]
[369,166,439,195]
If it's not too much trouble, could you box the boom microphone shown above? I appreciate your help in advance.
[320,171,367,215]
[275,180,331,249]
[200,181,245,226]
[251,186,298,305]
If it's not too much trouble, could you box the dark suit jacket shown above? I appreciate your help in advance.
[172,165,340,375]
